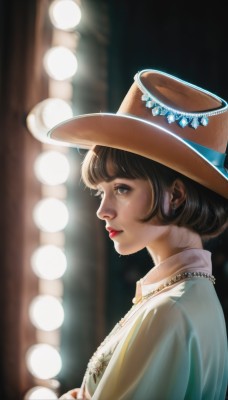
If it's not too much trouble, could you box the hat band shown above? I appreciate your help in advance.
[135,70,228,130]
[184,139,228,175]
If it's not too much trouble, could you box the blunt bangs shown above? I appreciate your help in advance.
[81,146,150,188]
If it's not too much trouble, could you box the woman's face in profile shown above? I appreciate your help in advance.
[95,176,171,256]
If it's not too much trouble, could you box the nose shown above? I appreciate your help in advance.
[96,197,116,220]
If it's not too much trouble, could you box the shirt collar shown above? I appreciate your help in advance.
[133,248,212,304]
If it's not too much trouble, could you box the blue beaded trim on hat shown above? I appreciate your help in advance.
[135,70,228,130]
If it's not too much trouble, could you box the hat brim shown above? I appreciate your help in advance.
[48,113,228,199]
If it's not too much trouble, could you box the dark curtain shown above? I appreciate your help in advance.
[0,1,50,399]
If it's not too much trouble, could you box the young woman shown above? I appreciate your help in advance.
[45,69,228,399]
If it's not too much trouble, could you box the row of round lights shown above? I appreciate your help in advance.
[25,1,82,399]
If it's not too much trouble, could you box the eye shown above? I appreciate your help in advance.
[114,184,131,195]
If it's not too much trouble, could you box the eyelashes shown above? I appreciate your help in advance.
[94,184,131,199]
[114,185,131,195]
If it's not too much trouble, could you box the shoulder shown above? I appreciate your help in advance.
[127,286,190,344]
[137,279,224,339]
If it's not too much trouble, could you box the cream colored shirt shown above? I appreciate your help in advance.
[62,249,228,400]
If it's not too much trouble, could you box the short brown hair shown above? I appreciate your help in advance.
[81,146,228,239]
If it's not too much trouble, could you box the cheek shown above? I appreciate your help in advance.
[138,192,154,219]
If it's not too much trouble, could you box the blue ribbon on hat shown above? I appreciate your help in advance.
[184,139,228,177]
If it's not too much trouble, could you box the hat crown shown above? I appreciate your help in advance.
[118,69,228,154]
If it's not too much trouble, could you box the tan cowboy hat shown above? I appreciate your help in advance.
[47,69,228,199]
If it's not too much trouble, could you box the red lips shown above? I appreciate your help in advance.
[106,226,122,238]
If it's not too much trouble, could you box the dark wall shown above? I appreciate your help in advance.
[108,0,228,109]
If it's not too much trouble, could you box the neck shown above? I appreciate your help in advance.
[147,225,203,265]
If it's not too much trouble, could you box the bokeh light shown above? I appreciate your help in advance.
[34,151,70,185]
[33,198,69,232]
[43,46,78,80]
[49,0,82,30]
[26,344,62,379]
[29,295,64,331]
[24,386,58,400]
[26,98,73,142]
[31,245,67,280]
[41,98,73,129]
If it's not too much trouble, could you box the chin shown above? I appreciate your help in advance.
[114,243,144,256]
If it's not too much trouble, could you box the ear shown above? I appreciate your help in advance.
[170,179,186,211]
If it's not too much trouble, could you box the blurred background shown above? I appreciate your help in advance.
[0,0,227,399]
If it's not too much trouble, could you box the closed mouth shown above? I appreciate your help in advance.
[106,227,123,238]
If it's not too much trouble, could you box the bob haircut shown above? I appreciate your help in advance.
[81,146,228,239]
